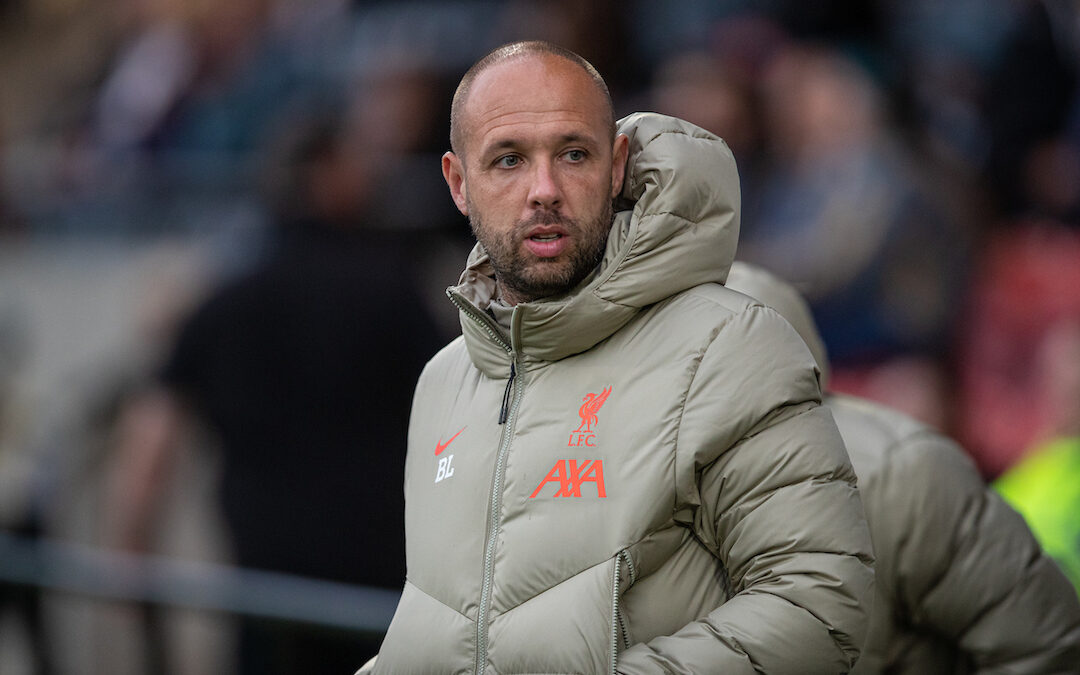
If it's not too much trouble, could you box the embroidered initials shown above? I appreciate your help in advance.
[529,459,607,498]
[435,455,454,483]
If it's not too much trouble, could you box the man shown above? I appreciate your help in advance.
[725,261,1080,673]
[370,41,874,674]
[105,111,446,674]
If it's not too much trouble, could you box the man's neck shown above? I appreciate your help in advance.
[496,282,524,307]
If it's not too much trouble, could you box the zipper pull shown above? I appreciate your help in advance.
[498,361,516,425]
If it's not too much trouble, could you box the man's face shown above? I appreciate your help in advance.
[442,54,629,305]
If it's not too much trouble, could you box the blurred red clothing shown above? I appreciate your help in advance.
[956,221,1080,478]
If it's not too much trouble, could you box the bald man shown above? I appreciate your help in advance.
[369,42,874,674]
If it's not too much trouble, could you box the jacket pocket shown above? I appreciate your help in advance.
[489,554,631,674]
[610,549,637,674]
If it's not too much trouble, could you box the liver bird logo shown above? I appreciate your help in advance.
[574,386,612,433]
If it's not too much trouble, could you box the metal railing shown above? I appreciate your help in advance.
[0,530,399,635]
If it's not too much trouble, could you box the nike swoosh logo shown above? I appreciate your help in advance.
[435,427,466,456]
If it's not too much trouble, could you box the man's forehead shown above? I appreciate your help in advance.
[462,55,609,145]
[475,110,600,144]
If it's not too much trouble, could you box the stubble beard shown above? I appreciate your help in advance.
[470,201,614,305]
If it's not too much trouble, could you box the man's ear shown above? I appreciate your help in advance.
[610,133,629,199]
[442,151,469,216]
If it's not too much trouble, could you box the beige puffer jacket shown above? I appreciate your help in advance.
[374,114,875,674]
[726,261,1080,674]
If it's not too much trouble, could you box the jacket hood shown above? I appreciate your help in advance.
[448,112,741,376]
[725,261,831,388]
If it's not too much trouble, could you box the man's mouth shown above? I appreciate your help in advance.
[523,226,570,258]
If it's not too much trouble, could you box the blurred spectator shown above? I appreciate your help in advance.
[648,14,786,249]
[878,0,1021,174]
[956,223,1080,477]
[671,40,970,429]
[994,313,1080,594]
[2,0,350,236]
[982,0,1078,220]
[285,55,471,334]
[104,105,447,674]
[649,47,764,191]
[87,0,287,159]
[996,433,1080,596]
[65,0,298,234]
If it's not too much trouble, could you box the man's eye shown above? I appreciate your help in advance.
[496,155,521,168]
[565,149,586,162]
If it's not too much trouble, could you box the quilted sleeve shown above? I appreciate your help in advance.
[617,304,875,674]
[879,435,1080,672]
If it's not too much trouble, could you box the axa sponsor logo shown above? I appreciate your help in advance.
[434,426,465,484]
[568,386,612,447]
[529,459,607,498]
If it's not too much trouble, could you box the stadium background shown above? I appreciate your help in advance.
[1,1,1078,672]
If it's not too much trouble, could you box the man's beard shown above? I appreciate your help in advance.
[470,202,613,304]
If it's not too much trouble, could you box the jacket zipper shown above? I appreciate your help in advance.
[498,362,516,424]
[448,290,521,675]
[610,549,637,674]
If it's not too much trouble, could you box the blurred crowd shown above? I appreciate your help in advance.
[1,0,1079,673]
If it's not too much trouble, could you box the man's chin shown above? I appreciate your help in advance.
[515,266,592,301]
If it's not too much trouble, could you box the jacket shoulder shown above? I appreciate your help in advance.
[661,282,812,349]
[826,394,942,482]
[667,282,831,465]
[679,282,762,317]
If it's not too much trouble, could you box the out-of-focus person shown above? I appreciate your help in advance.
[733,42,970,431]
[104,103,446,675]
[726,260,1080,674]
[994,315,1080,595]
[956,224,1080,477]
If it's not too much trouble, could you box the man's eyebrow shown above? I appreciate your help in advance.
[483,138,520,154]
[555,133,597,146]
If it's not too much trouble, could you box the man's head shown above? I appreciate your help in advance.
[442,41,629,305]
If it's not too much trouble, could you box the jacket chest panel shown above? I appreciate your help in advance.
[488,362,689,612]
[403,371,509,612]
[403,325,707,618]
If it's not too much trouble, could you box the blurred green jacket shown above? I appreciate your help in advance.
[996,436,1080,596]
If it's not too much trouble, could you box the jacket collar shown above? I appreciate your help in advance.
[449,112,741,377]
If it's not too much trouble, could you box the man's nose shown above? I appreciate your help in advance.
[527,160,562,209]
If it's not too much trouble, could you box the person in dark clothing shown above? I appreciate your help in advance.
[162,225,438,589]
[105,109,447,674]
